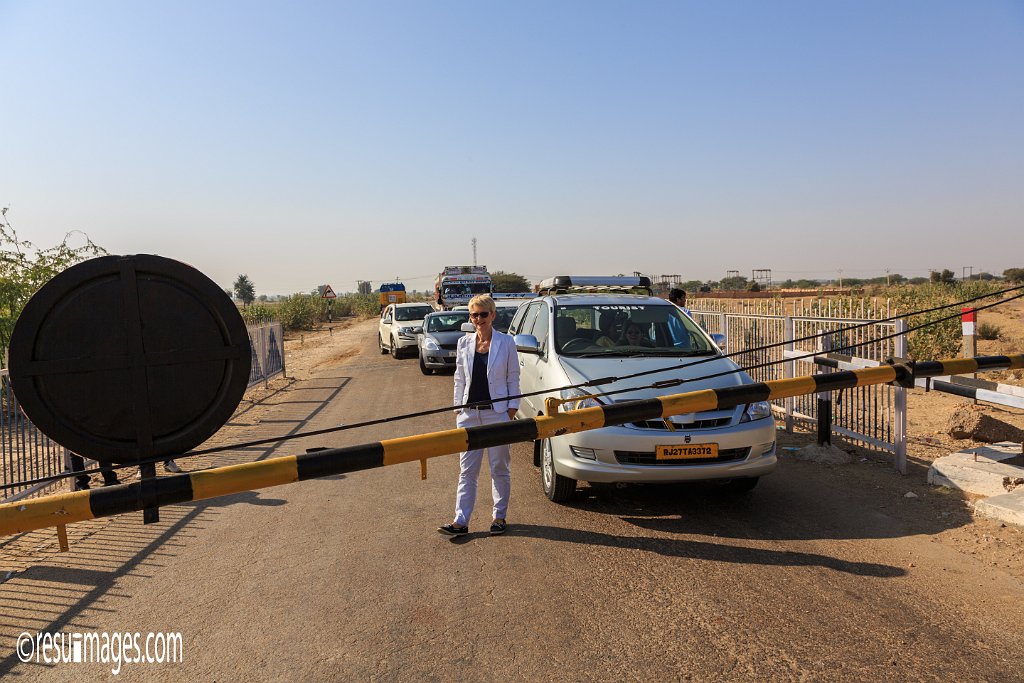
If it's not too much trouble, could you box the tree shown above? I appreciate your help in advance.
[357,280,372,295]
[720,275,749,290]
[929,269,955,285]
[490,271,532,293]
[233,274,256,308]
[0,209,105,358]
[1003,268,1024,283]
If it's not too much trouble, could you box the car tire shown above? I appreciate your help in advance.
[419,355,433,375]
[541,438,576,502]
[718,477,759,495]
[390,336,400,359]
[379,334,388,354]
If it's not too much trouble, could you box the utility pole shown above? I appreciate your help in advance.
[838,269,843,289]
[962,266,974,281]
[472,237,477,267]
[885,269,890,286]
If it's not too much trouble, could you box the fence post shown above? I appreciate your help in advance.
[816,330,832,446]
[894,319,908,474]
[719,313,727,352]
[784,316,794,433]
[279,323,287,379]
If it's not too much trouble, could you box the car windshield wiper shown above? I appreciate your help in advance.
[568,351,628,358]
[675,349,719,357]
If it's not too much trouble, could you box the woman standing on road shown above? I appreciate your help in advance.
[438,294,521,537]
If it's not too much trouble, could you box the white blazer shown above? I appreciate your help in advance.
[454,329,521,412]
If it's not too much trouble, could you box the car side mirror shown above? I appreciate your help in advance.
[514,334,541,354]
[383,317,392,324]
[412,326,423,334]
[711,333,726,348]
[461,322,475,333]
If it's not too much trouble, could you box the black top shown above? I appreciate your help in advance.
[467,350,492,407]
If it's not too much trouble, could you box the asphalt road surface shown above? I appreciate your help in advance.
[3,320,1023,680]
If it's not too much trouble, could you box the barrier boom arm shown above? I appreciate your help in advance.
[1,354,1021,538]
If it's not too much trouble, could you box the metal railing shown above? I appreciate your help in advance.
[247,322,286,388]
[0,370,68,503]
[691,308,907,469]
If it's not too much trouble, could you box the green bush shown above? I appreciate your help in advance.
[240,303,277,325]
[890,281,1002,359]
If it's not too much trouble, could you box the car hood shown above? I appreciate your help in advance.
[557,355,752,400]
[424,330,465,344]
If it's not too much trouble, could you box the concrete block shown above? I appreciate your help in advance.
[975,492,1024,528]
[927,442,1024,497]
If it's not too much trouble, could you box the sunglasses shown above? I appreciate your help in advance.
[469,311,490,319]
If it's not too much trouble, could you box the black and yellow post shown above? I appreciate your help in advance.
[0,353,1021,539]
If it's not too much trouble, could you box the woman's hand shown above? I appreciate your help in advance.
[507,408,517,420]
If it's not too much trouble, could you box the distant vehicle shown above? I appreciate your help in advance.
[492,292,536,333]
[417,310,470,374]
[434,265,491,309]
[510,276,777,502]
[378,302,434,359]
[378,282,406,310]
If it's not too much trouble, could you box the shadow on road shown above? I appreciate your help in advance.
[506,523,905,578]
[558,458,974,544]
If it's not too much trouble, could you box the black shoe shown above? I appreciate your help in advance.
[437,523,469,536]
[74,479,91,491]
[489,520,508,535]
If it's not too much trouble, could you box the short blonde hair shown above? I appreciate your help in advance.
[468,294,496,314]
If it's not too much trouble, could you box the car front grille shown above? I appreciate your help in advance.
[614,447,750,465]
[439,343,458,350]
[630,417,732,430]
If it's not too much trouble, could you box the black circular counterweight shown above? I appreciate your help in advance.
[8,255,251,464]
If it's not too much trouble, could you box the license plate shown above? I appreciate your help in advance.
[656,444,719,460]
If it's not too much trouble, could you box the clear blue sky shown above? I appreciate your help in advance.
[2,1,1022,294]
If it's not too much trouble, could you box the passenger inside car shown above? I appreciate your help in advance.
[555,316,577,351]
[617,322,655,347]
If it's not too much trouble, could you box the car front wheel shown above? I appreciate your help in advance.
[541,438,576,502]
[379,333,388,354]
[391,336,400,359]
[419,354,432,375]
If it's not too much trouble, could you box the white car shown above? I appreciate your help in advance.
[509,276,777,502]
[378,303,434,359]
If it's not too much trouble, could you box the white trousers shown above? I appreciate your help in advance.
[454,408,512,527]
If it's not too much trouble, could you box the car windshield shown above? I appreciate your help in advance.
[395,305,433,321]
[426,312,469,332]
[552,303,715,357]
[493,307,517,333]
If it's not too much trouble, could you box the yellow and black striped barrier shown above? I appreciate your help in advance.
[0,353,1021,539]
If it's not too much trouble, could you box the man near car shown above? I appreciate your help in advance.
[669,288,693,318]
[438,294,521,537]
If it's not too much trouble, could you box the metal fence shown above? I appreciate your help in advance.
[0,370,68,503]
[247,321,286,389]
[691,307,908,471]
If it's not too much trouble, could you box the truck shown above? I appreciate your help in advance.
[378,282,407,311]
[434,266,492,309]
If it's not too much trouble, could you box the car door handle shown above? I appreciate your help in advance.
[519,360,524,366]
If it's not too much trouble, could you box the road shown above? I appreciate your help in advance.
[2,319,1023,680]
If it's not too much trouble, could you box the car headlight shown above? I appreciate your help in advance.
[560,388,603,410]
[740,401,773,422]
[422,337,440,351]
[398,326,415,337]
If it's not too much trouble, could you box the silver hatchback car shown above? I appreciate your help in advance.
[509,277,777,502]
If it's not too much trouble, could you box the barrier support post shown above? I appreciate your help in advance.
[894,319,908,474]
[816,330,832,446]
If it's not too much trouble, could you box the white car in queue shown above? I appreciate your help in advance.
[509,276,777,502]
[379,302,435,359]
